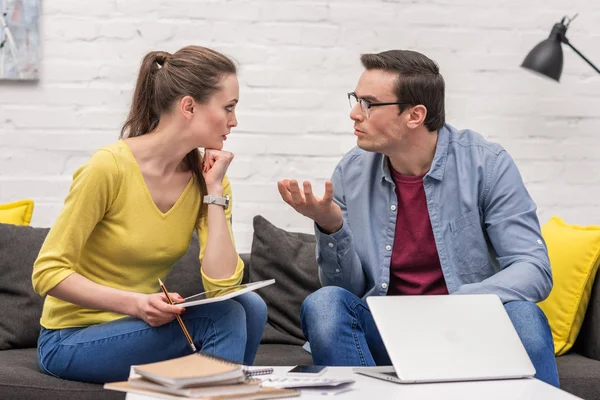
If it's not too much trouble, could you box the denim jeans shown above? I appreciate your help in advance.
[38,292,267,383]
[301,286,560,388]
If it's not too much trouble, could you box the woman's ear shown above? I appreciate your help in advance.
[180,96,195,119]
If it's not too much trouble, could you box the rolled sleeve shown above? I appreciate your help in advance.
[315,220,353,270]
[201,256,244,291]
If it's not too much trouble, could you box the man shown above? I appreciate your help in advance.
[277,50,559,387]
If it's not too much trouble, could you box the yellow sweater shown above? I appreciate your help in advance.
[32,140,244,329]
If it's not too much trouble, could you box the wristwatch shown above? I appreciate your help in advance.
[203,194,230,208]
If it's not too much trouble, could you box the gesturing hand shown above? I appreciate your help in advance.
[135,292,185,327]
[277,179,343,234]
[203,149,234,193]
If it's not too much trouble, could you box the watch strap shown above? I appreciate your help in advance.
[203,194,229,207]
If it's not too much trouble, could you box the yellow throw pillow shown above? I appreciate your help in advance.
[0,199,35,226]
[538,216,600,356]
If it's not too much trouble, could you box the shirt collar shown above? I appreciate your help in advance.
[427,124,450,181]
[380,124,450,183]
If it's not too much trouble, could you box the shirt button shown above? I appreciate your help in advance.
[335,269,340,273]
[328,243,334,248]
[391,205,397,211]
[385,245,392,251]
[382,283,388,289]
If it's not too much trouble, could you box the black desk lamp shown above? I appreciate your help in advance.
[521,14,600,81]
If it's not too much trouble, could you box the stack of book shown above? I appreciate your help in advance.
[104,353,299,399]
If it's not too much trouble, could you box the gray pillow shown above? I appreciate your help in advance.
[164,233,206,298]
[575,268,600,359]
[165,232,250,296]
[0,224,49,350]
[249,216,321,346]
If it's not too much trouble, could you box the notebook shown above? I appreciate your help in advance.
[354,294,536,384]
[127,377,261,397]
[104,381,300,400]
[133,353,245,389]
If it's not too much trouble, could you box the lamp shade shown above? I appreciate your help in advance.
[521,39,564,81]
[521,22,568,82]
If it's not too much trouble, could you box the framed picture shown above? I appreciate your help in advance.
[0,0,40,81]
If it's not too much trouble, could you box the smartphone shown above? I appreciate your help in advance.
[287,365,328,377]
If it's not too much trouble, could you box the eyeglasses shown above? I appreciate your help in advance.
[347,92,410,119]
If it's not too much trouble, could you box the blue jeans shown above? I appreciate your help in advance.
[301,286,560,388]
[38,292,267,383]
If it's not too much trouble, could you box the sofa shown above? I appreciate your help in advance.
[1,215,600,399]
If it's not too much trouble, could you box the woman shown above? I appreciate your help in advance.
[32,46,267,383]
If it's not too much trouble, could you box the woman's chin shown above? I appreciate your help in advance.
[200,142,224,150]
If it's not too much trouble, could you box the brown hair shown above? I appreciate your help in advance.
[121,46,237,225]
[360,50,445,132]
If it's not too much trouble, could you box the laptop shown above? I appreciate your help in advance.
[353,294,535,384]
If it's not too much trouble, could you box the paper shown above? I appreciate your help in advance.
[258,377,355,389]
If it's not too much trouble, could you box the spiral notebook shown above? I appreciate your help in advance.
[133,353,247,389]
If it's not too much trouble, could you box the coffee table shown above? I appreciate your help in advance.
[125,366,582,399]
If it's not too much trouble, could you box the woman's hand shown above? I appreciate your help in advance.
[202,149,234,194]
[134,292,185,327]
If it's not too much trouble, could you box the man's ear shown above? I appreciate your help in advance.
[406,105,427,129]
[180,96,195,119]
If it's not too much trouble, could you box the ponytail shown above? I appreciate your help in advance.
[120,51,171,138]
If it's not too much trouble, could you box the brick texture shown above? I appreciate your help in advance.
[1,0,599,252]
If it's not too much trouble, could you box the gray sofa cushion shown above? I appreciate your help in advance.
[557,353,600,400]
[574,267,600,362]
[0,348,123,400]
[250,216,321,346]
[164,233,251,298]
[254,344,313,367]
[163,235,205,298]
[0,224,48,350]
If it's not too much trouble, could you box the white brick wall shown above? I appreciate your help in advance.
[1,0,599,252]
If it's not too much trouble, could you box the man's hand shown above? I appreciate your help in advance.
[277,179,343,234]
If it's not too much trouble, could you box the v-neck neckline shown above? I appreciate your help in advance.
[120,139,194,218]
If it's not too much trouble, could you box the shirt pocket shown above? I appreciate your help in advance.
[449,210,489,275]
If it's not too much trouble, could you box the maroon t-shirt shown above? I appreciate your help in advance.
[388,168,448,296]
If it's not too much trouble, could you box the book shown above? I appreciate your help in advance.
[104,381,301,400]
[128,377,261,397]
[175,279,275,308]
[133,353,245,389]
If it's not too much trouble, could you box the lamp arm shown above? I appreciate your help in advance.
[563,38,600,75]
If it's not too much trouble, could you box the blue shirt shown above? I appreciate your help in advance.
[315,124,552,304]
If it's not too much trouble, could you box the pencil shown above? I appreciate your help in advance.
[158,278,197,352]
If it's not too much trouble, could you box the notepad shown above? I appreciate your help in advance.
[127,377,261,397]
[104,381,300,400]
[133,353,245,389]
